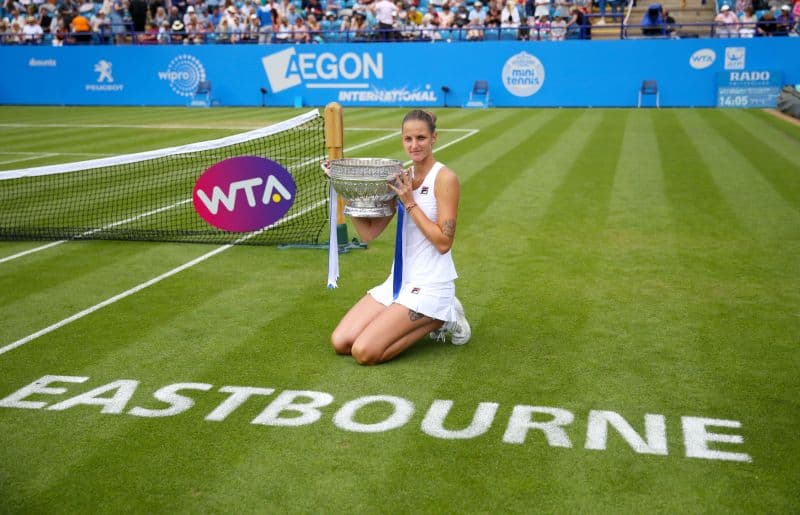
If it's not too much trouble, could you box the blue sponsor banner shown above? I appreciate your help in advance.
[716,70,783,108]
[2,38,798,108]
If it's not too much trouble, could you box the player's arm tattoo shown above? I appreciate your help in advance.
[442,219,456,238]
[409,309,425,321]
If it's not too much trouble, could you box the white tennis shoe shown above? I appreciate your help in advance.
[447,297,471,345]
[429,297,471,345]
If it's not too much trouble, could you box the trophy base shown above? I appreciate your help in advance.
[344,200,394,218]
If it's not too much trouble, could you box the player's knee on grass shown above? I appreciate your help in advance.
[330,330,352,355]
[350,341,383,366]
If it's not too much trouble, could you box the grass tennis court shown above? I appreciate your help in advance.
[1,106,798,513]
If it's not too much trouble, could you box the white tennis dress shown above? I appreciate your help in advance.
[368,162,459,322]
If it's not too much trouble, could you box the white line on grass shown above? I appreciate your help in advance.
[0,199,324,357]
[0,153,59,166]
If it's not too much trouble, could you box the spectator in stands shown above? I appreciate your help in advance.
[22,15,44,43]
[240,0,255,18]
[566,5,590,38]
[273,14,291,40]
[306,0,324,19]
[285,2,298,23]
[38,6,53,34]
[554,0,570,17]
[185,14,205,41]
[128,0,147,32]
[350,10,370,38]
[533,12,550,38]
[756,8,776,33]
[53,15,69,43]
[157,19,169,41]
[208,4,222,26]
[549,12,565,38]
[439,2,454,27]
[466,14,484,38]
[395,9,414,38]
[407,4,422,25]
[714,4,739,37]
[70,11,92,42]
[663,8,676,35]
[152,5,167,26]
[373,0,397,39]
[468,0,486,25]
[486,0,502,27]
[7,19,22,43]
[307,13,322,40]
[170,19,186,42]
[453,3,469,27]
[735,0,752,14]
[139,20,158,42]
[775,3,793,33]
[238,13,256,41]
[255,0,273,40]
[421,8,442,39]
[640,3,665,35]
[739,5,757,35]
[533,0,550,19]
[323,0,339,15]
[182,5,197,25]
[166,5,182,26]
[501,0,521,27]
[91,9,111,41]
[517,15,530,38]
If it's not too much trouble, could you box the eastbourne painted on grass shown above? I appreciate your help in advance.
[193,156,295,232]
[0,375,752,464]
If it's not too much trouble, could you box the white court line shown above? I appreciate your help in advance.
[0,123,476,132]
[0,127,479,356]
[0,197,327,357]
[0,153,58,166]
[0,151,112,157]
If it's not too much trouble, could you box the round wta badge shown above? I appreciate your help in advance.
[502,52,546,97]
[193,156,296,232]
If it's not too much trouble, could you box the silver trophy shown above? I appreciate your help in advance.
[329,158,403,217]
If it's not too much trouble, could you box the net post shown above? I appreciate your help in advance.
[324,102,366,251]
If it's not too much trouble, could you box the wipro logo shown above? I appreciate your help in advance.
[261,48,383,93]
[193,157,296,232]
[159,54,206,97]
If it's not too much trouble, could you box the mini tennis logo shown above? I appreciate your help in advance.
[193,157,295,232]
[159,54,207,97]
[502,52,545,97]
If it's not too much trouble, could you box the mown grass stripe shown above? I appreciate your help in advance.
[654,109,746,239]
[679,110,800,243]
[699,109,800,212]
[456,109,577,229]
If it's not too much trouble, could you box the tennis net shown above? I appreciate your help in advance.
[0,109,328,246]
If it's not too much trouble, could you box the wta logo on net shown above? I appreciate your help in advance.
[193,157,296,232]
[261,47,383,93]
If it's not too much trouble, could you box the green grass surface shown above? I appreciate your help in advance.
[1,107,799,513]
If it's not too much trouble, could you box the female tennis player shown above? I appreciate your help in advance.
[330,109,471,365]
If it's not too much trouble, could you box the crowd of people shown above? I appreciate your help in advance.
[0,0,797,44]
[712,0,798,37]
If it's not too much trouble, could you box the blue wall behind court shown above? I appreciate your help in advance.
[2,38,798,108]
